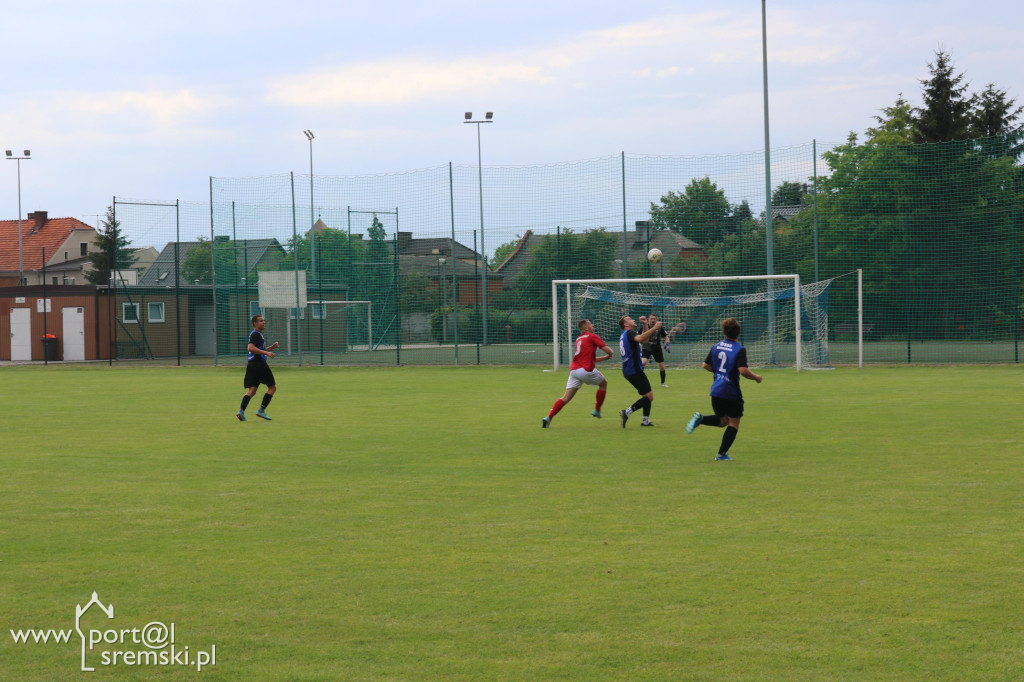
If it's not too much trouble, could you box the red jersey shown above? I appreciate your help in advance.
[569,332,606,372]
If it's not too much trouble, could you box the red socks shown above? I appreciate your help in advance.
[548,398,566,419]
[595,389,606,411]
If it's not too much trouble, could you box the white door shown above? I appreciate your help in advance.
[10,308,32,361]
[194,306,216,355]
[62,307,86,361]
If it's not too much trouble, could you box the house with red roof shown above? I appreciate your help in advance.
[0,211,101,286]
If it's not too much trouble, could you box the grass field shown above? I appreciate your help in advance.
[1,364,1022,680]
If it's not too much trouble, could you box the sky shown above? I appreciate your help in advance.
[1,0,1022,229]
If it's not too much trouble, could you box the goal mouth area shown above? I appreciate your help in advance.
[550,274,848,373]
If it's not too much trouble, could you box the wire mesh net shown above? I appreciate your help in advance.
[101,135,1022,365]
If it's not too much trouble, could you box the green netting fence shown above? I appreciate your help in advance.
[108,135,1023,365]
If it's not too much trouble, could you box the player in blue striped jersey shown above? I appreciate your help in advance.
[617,315,662,428]
[685,318,762,460]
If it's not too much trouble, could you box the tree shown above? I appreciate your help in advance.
[866,95,915,145]
[509,228,619,307]
[86,205,135,285]
[771,181,804,207]
[970,83,1024,158]
[286,226,366,285]
[492,235,522,268]
[912,50,973,144]
[181,236,229,285]
[649,177,733,245]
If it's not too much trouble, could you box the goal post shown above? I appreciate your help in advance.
[308,300,373,351]
[552,274,823,372]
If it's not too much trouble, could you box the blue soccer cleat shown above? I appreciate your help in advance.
[591,410,601,419]
[236,410,246,422]
[542,417,550,428]
[255,409,272,421]
[715,453,732,461]
[686,412,702,434]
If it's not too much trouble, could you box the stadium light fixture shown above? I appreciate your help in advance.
[5,149,31,286]
[463,112,494,343]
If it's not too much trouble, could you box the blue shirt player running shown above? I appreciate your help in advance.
[617,315,663,428]
[237,314,279,422]
[685,317,762,460]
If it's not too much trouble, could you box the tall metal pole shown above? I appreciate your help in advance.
[304,130,316,281]
[813,139,820,282]
[476,122,487,345]
[5,150,31,286]
[448,163,460,365]
[464,112,493,344]
[761,0,777,364]
[761,2,774,275]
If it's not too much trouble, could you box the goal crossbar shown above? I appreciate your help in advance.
[551,274,802,372]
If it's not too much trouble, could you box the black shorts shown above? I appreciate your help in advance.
[625,371,653,396]
[244,361,276,389]
[711,396,744,419]
[642,345,665,363]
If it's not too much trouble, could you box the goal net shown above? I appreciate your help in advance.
[308,300,374,352]
[552,275,840,372]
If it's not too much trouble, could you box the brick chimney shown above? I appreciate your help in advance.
[27,211,48,234]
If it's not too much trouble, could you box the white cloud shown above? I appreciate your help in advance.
[263,11,742,107]
[265,59,550,106]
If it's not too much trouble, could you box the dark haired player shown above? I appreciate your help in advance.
[639,313,670,387]
[617,315,662,428]
[237,314,279,421]
[542,319,613,427]
[685,317,762,460]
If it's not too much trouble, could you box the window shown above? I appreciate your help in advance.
[64,251,69,260]
[311,303,327,320]
[123,302,139,323]
[289,307,305,320]
[80,243,88,256]
[52,277,58,285]
[148,302,165,323]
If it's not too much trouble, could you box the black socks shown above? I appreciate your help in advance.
[720,426,738,455]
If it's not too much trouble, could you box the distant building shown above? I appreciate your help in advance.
[0,211,100,286]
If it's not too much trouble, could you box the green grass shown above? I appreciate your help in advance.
[1,364,1022,680]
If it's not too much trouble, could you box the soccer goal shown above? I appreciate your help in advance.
[551,274,859,372]
[308,300,374,352]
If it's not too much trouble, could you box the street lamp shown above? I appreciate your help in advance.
[464,112,493,344]
[303,130,316,281]
[5,149,31,286]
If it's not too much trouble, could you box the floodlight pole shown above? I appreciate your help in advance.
[761,0,777,364]
[303,130,316,281]
[464,112,493,344]
[5,149,31,286]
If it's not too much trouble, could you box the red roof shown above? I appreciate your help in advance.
[0,213,96,270]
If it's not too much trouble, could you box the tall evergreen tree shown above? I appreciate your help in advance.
[912,50,973,144]
[85,205,134,285]
[970,83,1024,158]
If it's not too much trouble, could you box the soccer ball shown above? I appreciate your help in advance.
[647,248,663,264]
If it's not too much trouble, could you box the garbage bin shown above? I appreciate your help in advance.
[42,335,58,361]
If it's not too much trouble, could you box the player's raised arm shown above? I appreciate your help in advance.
[595,344,613,363]
[635,320,662,344]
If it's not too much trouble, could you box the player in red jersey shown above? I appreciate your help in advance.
[542,319,614,428]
